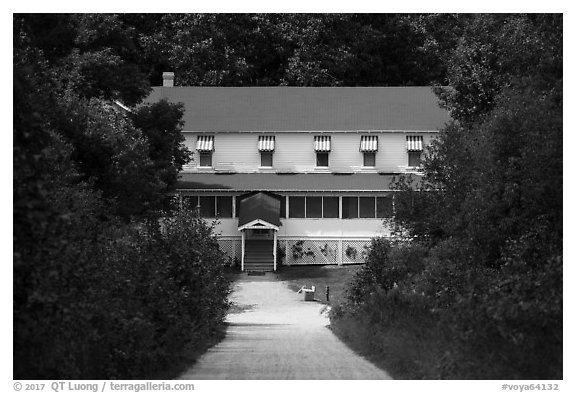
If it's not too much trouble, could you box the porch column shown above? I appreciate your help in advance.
[241,230,245,272]
[273,230,277,271]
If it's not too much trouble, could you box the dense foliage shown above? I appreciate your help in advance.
[122,13,447,87]
[14,14,191,219]
[14,14,226,379]
[333,14,562,379]
[14,186,230,378]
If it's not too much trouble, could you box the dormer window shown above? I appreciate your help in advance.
[314,136,331,167]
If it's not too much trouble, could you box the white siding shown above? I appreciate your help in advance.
[210,217,390,238]
[279,218,390,238]
[182,133,197,171]
[213,133,260,171]
[329,134,364,170]
[378,133,410,171]
[212,218,239,237]
[274,133,317,171]
[183,131,437,173]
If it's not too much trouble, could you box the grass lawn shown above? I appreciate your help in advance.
[275,264,363,305]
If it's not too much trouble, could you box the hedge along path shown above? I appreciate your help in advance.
[178,274,392,380]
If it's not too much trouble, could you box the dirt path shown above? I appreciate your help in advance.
[178,273,392,380]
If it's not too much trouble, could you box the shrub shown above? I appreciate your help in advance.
[14,188,231,379]
[332,235,563,379]
[346,238,427,305]
[447,242,563,379]
[408,239,472,310]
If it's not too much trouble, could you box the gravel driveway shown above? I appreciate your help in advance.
[178,273,392,380]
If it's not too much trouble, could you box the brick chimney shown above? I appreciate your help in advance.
[162,72,174,87]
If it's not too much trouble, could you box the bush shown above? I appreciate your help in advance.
[346,238,427,305]
[332,236,562,379]
[14,187,231,379]
[447,242,563,379]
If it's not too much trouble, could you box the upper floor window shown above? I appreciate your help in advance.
[199,152,213,167]
[314,135,331,167]
[258,136,275,167]
[360,135,378,167]
[261,151,273,167]
[406,135,423,167]
[408,151,422,167]
[363,152,376,167]
[316,152,329,167]
[196,135,214,167]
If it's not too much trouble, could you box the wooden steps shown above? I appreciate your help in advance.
[244,239,274,272]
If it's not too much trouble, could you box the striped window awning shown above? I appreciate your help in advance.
[258,136,275,151]
[406,135,423,151]
[360,135,378,152]
[196,135,214,152]
[314,135,331,152]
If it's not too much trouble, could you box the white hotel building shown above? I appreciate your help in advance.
[144,73,450,271]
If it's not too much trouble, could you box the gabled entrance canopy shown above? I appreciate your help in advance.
[238,219,278,231]
[237,192,282,272]
[237,191,281,231]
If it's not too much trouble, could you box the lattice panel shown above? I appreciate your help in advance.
[277,240,288,265]
[342,240,371,264]
[218,239,239,263]
[285,239,339,265]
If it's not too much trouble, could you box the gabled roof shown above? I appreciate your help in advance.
[144,86,450,132]
[237,192,281,229]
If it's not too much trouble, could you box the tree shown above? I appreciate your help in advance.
[393,14,562,264]
[15,14,151,106]
[132,99,192,207]
[14,13,193,218]
[347,14,562,378]
[428,14,562,125]
[134,13,445,88]
[14,14,229,378]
